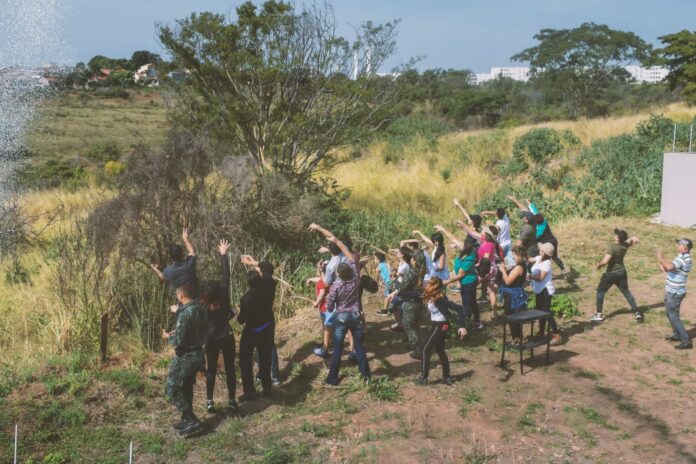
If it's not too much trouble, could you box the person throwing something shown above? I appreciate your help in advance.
[658,238,693,350]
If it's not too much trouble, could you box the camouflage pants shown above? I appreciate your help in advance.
[165,350,204,412]
[401,300,422,352]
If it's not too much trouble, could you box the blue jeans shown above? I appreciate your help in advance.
[665,292,689,344]
[326,311,370,385]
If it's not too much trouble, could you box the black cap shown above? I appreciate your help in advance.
[520,211,535,222]
[676,238,693,250]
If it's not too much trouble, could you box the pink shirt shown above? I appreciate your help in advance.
[477,241,498,263]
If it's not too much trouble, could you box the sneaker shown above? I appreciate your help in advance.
[590,313,604,322]
[376,309,390,317]
[675,342,693,350]
[390,324,404,333]
[238,392,257,402]
[313,346,329,358]
[549,334,562,346]
[665,334,681,342]
[227,399,239,413]
[206,400,215,413]
[409,351,423,360]
[440,377,454,386]
[635,312,644,323]
[272,378,281,386]
[415,375,428,385]
[473,322,484,331]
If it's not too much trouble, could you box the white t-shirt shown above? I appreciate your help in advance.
[496,215,512,248]
[531,257,554,295]
[397,262,410,275]
[427,301,446,322]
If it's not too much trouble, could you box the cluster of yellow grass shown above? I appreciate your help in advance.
[333,103,696,223]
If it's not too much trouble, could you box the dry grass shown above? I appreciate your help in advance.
[334,103,696,221]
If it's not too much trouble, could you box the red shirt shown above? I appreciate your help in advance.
[316,279,328,312]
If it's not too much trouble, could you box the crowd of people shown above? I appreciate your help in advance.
[150,197,693,438]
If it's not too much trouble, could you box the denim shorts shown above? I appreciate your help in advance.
[320,310,335,328]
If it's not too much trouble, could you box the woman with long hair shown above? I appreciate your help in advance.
[417,277,470,385]
[497,246,528,346]
[412,230,451,282]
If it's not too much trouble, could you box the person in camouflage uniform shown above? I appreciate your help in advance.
[164,283,209,437]
[392,248,423,359]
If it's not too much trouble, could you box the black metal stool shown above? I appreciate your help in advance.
[500,309,552,375]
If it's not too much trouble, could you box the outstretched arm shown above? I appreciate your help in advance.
[150,263,164,282]
[308,223,354,262]
[182,228,195,256]
[453,198,472,223]
[456,220,481,240]
[596,254,612,270]
[218,239,231,287]
[507,195,528,212]
[480,210,497,216]
[434,224,464,250]
[412,230,434,248]
[241,254,261,274]
[656,249,675,272]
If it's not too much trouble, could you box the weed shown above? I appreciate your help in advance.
[343,375,402,402]
[99,369,150,395]
[577,407,618,431]
[577,427,597,448]
[575,369,603,380]
[459,388,482,418]
[517,403,544,430]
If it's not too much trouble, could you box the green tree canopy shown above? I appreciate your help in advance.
[158,0,404,184]
[512,22,651,117]
[657,30,696,104]
[130,50,162,69]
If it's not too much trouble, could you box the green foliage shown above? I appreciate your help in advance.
[85,141,121,164]
[5,258,31,285]
[42,452,67,464]
[18,159,86,189]
[344,374,402,402]
[551,294,581,318]
[512,128,579,165]
[382,116,452,163]
[98,369,150,395]
[40,400,87,428]
[512,22,651,117]
[657,30,696,105]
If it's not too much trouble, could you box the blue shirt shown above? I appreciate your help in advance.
[377,262,391,296]
[666,252,691,295]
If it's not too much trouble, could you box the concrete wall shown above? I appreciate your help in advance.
[661,153,696,228]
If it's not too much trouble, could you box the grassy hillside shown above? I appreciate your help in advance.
[333,103,696,222]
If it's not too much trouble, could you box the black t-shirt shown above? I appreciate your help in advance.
[238,276,276,330]
[163,255,199,297]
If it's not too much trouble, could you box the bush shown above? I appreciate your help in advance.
[18,159,86,189]
[86,141,122,164]
[512,128,579,166]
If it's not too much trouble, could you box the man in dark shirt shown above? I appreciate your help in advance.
[164,283,208,437]
[151,227,199,305]
[237,255,277,401]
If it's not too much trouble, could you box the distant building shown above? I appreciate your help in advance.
[623,66,669,83]
[473,65,669,85]
[134,63,159,86]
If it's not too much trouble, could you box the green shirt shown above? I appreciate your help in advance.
[606,243,628,274]
[454,252,477,285]
[172,301,209,355]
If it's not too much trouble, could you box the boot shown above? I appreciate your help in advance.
[179,410,202,437]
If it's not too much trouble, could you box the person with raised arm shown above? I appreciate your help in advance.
[435,225,483,331]
[413,229,450,282]
[200,239,239,414]
[530,242,562,346]
[453,198,483,233]
[238,253,278,401]
[497,246,529,346]
[309,225,371,385]
[307,260,333,358]
[385,247,423,357]
[481,208,513,265]
[591,229,642,323]
[658,238,693,349]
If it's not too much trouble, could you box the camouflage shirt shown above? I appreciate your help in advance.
[396,266,421,301]
[172,300,208,357]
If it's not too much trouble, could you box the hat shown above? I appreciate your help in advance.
[538,242,555,257]
[676,238,693,250]
[482,225,498,240]
[520,211,535,222]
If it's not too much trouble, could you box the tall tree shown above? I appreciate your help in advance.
[130,50,162,69]
[657,30,696,105]
[159,0,403,184]
[512,23,651,117]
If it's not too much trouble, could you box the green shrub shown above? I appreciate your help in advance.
[512,128,579,166]
[551,294,581,318]
[18,159,86,189]
[86,141,122,164]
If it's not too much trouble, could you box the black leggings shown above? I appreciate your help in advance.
[596,270,638,314]
[421,322,450,379]
[535,288,558,335]
[205,333,236,401]
[239,324,274,395]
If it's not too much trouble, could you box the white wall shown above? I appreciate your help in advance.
[661,153,696,228]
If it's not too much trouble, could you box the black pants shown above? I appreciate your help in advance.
[596,270,638,314]
[421,322,450,379]
[182,374,195,412]
[535,288,558,335]
[205,333,236,401]
[239,323,274,395]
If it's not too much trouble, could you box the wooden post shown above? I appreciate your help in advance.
[100,312,108,363]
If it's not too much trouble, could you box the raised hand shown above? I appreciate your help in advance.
[182,227,190,241]
[218,239,230,256]
[170,304,179,314]
[240,254,256,266]
[318,246,330,254]
[458,327,467,339]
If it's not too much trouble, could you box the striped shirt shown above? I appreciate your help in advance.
[665,252,691,295]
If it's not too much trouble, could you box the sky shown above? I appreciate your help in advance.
[7,0,696,71]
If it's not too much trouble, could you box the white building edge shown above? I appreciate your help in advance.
[473,65,669,85]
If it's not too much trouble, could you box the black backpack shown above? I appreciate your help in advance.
[360,275,379,294]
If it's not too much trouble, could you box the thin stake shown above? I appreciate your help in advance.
[689,124,693,153]
[14,424,18,464]
[129,441,133,464]
[673,123,677,153]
